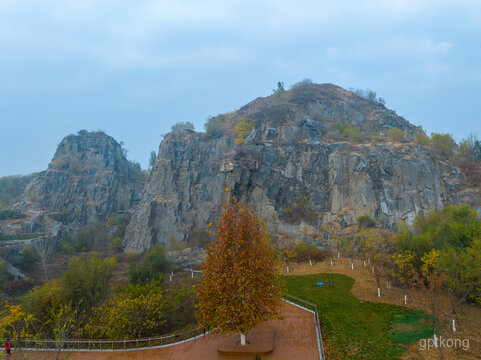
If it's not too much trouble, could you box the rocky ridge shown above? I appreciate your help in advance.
[123,83,475,252]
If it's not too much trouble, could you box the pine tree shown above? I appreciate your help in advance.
[196,197,283,346]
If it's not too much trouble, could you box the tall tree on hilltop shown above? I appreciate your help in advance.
[196,196,283,346]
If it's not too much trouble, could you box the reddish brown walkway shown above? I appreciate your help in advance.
[19,302,318,360]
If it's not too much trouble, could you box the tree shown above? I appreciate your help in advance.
[171,121,195,132]
[391,250,415,304]
[411,250,449,352]
[320,221,342,266]
[62,255,116,310]
[362,229,393,297]
[34,237,54,282]
[149,150,157,171]
[86,281,171,339]
[129,246,170,285]
[196,197,283,346]
[272,81,285,95]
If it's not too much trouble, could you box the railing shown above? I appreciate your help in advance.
[17,326,205,352]
[283,293,326,360]
[17,295,325,359]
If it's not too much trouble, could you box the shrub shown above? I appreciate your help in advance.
[272,81,285,95]
[128,162,147,181]
[331,122,363,143]
[204,115,225,138]
[187,228,211,248]
[290,78,312,90]
[459,134,481,162]
[429,133,455,156]
[234,117,256,145]
[358,215,376,229]
[350,88,385,105]
[171,121,195,132]
[0,209,27,220]
[385,127,408,142]
[283,195,318,225]
[61,231,93,253]
[129,246,171,285]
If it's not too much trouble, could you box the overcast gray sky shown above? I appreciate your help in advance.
[1,0,480,176]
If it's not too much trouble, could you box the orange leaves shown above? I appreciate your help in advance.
[196,197,282,335]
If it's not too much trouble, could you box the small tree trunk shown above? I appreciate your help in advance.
[240,333,246,346]
[372,266,375,274]
[286,265,289,273]
[404,294,407,305]
[351,263,354,270]
[378,287,381,298]
[452,318,456,332]
[330,259,333,267]
[368,258,371,264]
[309,259,312,266]
[363,260,366,267]
[337,251,340,258]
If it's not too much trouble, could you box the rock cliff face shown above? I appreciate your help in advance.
[124,84,474,252]
[13,131,143,227]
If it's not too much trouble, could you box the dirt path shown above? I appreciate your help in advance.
[288,258,481,360]
[14,302,319,360]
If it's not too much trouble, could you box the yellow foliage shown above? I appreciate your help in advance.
[196,198,283,336]
[233,118,255,145]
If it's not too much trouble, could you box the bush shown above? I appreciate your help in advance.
[293,242,328,262]
[0,209,27,220]
[171,121,195,132]
[459,134,481,162]
[187,228,211,248]
[272,81,285,95]
[20,246,39,272]
[350,88,385,105]
[283,195,318,226]
[204,115,225,138]
[331,122,363,143]
[357,215,376,229]
[61,231,93,253]
[429,133,455,156]
[234,117,256,145]
[385,127,408,142]
[128,162,147,181]
[129,246,171,285]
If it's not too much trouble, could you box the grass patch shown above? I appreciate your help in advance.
[281,274,429,359]
[0,233,43,241]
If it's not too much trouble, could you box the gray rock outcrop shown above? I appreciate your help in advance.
[124,84,472,252]
[12,131,143,227]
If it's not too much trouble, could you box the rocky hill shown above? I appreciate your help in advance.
[6,131,143,234]
[124,83,478,252]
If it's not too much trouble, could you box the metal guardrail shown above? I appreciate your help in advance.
[17,294,326,359]
[17,326,205,352]
[283,293,326,360]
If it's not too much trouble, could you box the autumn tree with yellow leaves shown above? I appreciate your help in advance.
[196,197,283,346]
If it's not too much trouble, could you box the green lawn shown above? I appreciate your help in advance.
[0,233,42,241]
[281,274,431,359]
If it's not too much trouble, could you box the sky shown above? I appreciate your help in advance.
[1,0,480,176]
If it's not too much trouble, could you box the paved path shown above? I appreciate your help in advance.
[16,302,319,360]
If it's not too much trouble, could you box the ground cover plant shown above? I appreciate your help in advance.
[281,273,430,359]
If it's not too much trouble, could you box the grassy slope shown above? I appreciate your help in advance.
[281,273,430,359]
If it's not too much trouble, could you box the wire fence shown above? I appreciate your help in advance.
[283,293,326,360]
